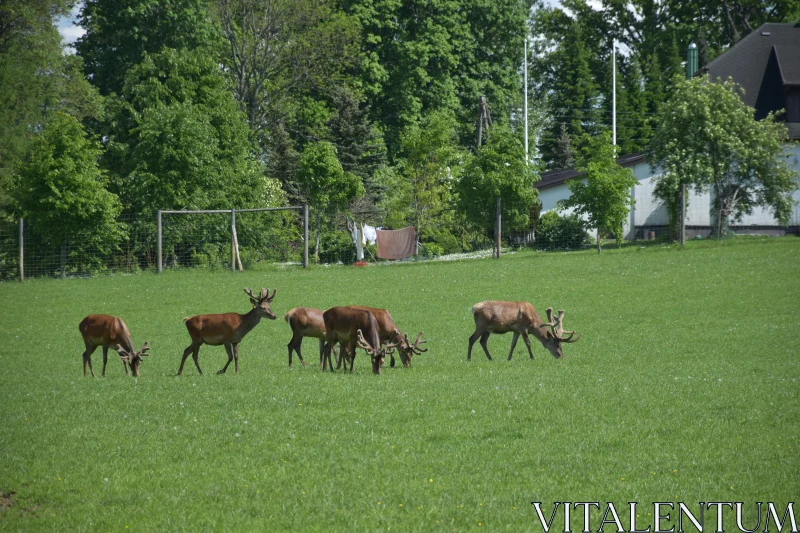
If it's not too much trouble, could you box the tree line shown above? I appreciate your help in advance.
[1,0,797,269]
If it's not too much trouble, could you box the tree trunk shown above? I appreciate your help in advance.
[314,210,321,260]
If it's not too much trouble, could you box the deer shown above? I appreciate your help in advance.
[177,288,277,375]
[321,307,397,374]
[79,314,151,377]
[467,301,581,361]
[284,306,329,367]
[347,306,427,368]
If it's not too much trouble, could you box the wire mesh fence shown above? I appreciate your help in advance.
[1,204,666,282]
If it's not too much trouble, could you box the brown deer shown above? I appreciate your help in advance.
[79,314,150,377]
[347,306,427,368]
[321,307,397,374]
[467,301,581,361]
[177,288,277,375]
[284,306,327,367]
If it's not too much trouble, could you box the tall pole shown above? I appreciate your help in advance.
[157,210,162,273]
[681,43,698,246]
[612,39,617,147]
[495,197,502,259]
[303,204,309,268]
[231,208,236,272]
[524,37,529,165]
[18,218,23,282]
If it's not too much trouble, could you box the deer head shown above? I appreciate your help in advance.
[117,341,151,377]
[244,287,278,320]
[540,308,581,359]
[357,329,399,374]
[394,331,428,367]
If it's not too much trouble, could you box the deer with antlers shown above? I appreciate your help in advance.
[467,301,581,361]
[79,314,151,377]
[177,288,277,375]
[347,306,427,368]
[321,307,397,374]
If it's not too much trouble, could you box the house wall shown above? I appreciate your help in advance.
[538,143,800,239]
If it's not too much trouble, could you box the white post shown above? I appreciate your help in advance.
[612,39,617,147]
[19,218,23,282]
[524,37,529,165]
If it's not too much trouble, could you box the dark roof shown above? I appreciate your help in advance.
[699,23,800,137]
[700,23,799,107]
[535,153,646,190]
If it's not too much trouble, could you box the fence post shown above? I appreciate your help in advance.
[19,218,24,282]
[680,184,686,246]
[303,204,309,268]
[495,197,501,259]
[61,235,67,279]
[231,208,236,272]
[157,210,163,273]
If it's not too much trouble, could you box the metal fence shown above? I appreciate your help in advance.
[0,204,629,282]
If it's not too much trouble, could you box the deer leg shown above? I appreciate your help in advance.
[102,345,110,377]
[178,343,195,375]
[521,331,534,359]
[479,332,493,361]
[83,343,97,377]
[467,330,483,361]
[322,341,331,372]
[317,338,325,367]
[218,343,235,374]
[233,343,240,373]
[294,337,306,367]
[508,333,520,361]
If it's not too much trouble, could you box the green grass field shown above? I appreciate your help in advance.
[1,238,798,531]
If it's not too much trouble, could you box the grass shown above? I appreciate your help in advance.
[0,237,798,531]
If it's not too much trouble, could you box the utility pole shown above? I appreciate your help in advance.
[524,38,529,164]
[612,39,617,147]
[476,95,492,148]
[682,43,699,246]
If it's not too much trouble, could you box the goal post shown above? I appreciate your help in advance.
[157,206,309,273]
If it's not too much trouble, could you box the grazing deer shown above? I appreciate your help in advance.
[177,288,277,375]
[284,306,327,367]
[321,307,397,374]
[468,301,581,361]
[79,315,150,377]
[347,306,427,368]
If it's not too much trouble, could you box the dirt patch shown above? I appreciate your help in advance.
[0,490,15,511]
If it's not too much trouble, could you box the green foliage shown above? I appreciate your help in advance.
[456,125,540,235]
[0,1,102,181]
[77,0,221,96]
[296,142,364,211]
[8,112,125,254]
[382,111,464,237]
[105,48,282,215]
[559,132,637,251]
[648,77,798,236]
[535,210,591,250]
[1,239,799,530]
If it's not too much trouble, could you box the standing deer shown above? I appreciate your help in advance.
[321,307,396,374]
[284,306,327,367]
[79,315,151,377]
[177,288,277,375]
[468,301,581,361]
[347,306,427,368]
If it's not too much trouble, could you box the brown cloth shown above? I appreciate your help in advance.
[376,226,417,260]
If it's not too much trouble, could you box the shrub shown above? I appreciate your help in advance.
[535,211,591,250]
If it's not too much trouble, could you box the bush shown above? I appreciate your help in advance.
[535,211,591,250]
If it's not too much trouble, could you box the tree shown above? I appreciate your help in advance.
[104,48,282,216]
[0,1,101,183]
[456,125,539,236]
[382,110,464,241]
[7,112,125,267]
[559,132,637,253]
[295,141,364,258]
[77,0,220,96]
[648,77,798,237]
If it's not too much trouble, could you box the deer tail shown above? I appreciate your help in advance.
[182,317,190,323]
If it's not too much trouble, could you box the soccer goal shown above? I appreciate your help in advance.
[156,206,309,272]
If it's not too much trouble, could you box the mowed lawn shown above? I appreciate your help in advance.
[0,238,798,531]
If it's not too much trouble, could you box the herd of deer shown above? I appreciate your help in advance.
[78,287,581,377]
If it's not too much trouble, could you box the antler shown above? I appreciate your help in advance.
[356,329,375,354]
[409,332,428,354]
[542,308,581,342]
[139,341,151,356]
[244,287,257,301]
